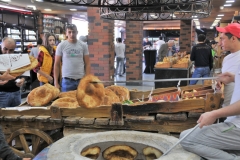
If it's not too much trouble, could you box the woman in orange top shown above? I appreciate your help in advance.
[34,33,56,86]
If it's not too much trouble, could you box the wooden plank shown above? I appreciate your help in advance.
[125,115,155,123]
[4,115,22,121]
[156,113,187,121]
[19,115,37,122]
[122,99,205,116]
[64,117,79,125]
[205,93,222,112]
[79,118,95,125]
[61,106,111,118]
[1,109,50,116]
[49,118,62,123]
[94,118,109,125]
[35,116,51,122]
[110,103,123,125]
[50,106,62,119]
[188,112,203,118]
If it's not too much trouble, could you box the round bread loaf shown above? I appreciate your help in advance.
[59,90,77,99]
[27,83,60,106]
[76,74,105,108]
[103,145,137,160]
[101,88,120,105]
[143,146,163,160]
[106,85,130,102]
[81,146,101,159]
[51,97,78,108]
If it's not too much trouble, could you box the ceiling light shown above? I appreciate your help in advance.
[216,17,222,19]
[224,4,232,6]
[220,6,224,9]
[0,4,30,12]
[27,5,36,10]
[44,8,52,11]
[35,0,44,2]
[226,0,235,3]
[1,0,11,2]
[217,14,224,16]
[210,26,213,29]
[70,9,77,11]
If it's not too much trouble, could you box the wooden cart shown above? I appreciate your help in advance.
[0,85,222,158]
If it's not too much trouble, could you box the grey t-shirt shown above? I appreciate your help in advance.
[56,40,89,79]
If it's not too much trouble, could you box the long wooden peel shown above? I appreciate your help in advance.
[91,77,217,83]
[162,123,200,156]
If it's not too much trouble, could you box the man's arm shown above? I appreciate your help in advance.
[198,99,240,128]
[190,46,195,61]
[0,69,15,81]
[217,72,235,84]
[158,45,164,61]
[54,55,62,89]
[83,55,91,75]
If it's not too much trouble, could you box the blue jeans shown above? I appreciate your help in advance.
[61,78,80,92]
[190,67,210,85]
[0,90,21,107]
[116,57,124,75]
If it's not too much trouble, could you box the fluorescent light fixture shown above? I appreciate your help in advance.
[1,0,11,2]
[196,25,200,29]
[217,14,224,16]
[35,0,44,2]
[224,4,232,6]
[70,9,77,11]
[220,6,224,9]
[226,0,235,3]
[27,5,36,10]
[216,17,222,19]
[0,4,30,12]
[210,26,213,29]
[193,18,199,21]
[44,9,52,11]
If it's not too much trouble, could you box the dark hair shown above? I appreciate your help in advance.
[65,24,77,30]
[198,34,206,42]
[159,36,163,40]
[116,37,122,43]
[42,33,56,53]
[37,38,42,45]
[225,33,240,41]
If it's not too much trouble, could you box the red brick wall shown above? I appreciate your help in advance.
[87,7,114,82]
[179,20,192,53]
[125,21,143,85]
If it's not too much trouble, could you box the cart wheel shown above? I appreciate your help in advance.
[7,128,53,158]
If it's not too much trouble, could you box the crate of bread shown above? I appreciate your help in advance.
[172,56,190,68]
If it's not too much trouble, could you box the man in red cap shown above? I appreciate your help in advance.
[180,23,240,160]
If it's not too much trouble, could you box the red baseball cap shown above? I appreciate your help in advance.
[216,23,240,38]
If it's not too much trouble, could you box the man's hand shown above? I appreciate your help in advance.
[217,72,235,84]
[16,78,25,87]
[47,76,53,84]
[1,69,15,81]
[197,111,218,128]
[0,80,8,85]
[215,81,222,90]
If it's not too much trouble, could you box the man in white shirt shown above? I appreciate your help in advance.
[155,36,165,53]
[115,37,125,77]
[180,23,240,160]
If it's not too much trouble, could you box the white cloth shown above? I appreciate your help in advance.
[221,51,240,107]
[115,43,125,58]
[225,51,240,128]
[155,40,165,51]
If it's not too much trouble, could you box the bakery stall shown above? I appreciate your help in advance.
[0,74,222,158]
[155,53,192,88]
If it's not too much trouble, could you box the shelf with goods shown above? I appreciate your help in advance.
[22,28,38,53]
[43,14,68,35]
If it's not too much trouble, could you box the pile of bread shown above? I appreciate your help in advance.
[27,74,130,108]
[81,145,163,160]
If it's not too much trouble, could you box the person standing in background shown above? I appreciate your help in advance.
[157,40,175,61]
[29,38,42,58]
[115,37,125,77]
[142,37,152,49]
[189,34,213,85]
[54,24,90,92]
[34,33,56,86]
[0,37,25,107]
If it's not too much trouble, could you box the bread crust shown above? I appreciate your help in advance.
[106,85,130,102]
[103,145,137,160]
[76,74,105,108]
[51,97,78,108]
[143,146,163,160]
[81,146,101,159]
[101,88,120,105]
[59,90,77,99]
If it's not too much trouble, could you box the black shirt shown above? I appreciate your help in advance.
[190,43,213,70]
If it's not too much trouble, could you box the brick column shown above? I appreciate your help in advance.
[125,21,143,85]
[87,7,114,82]
[179,20,192,53]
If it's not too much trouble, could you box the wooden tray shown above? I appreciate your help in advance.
[172,63,189,68]
[155,62,171,68]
